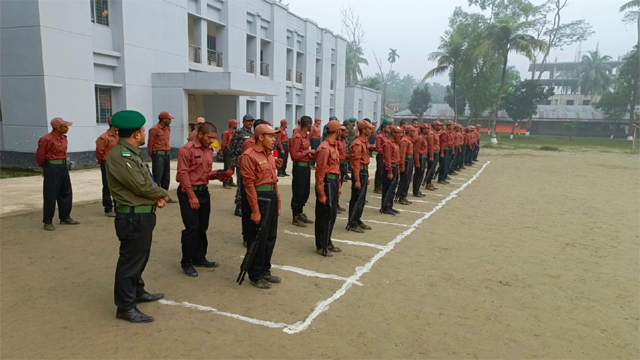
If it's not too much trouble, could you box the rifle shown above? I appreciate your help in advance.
[322,182,334,256]
[236,197,272,285]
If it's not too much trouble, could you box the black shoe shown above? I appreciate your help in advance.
[243,240,247,248]
[337,205,346,212]
[358,223,372,230]
[450,172,458,176]
[192,259,219,268]
[234,205,242,217]
[116,307,154,323]
[283,173,291,177]
[391,208,401,214]
[277,174,285,177]
[59,218,80,225]
[413,193,426,198]
[182,265,198,277]
[380,209,396,216]
[136,292,164,303]
[347,224,365,233]
[263,275,281,283]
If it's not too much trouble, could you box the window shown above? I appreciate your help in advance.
[566,100,575,105]
[95,87,112,124]
[583,100,591,106]
[91,0,109,26]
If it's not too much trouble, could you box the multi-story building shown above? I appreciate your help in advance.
[0,0,382,168]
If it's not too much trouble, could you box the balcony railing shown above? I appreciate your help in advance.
[189,44,201,63]
[207,49,223,67]
[260,61,270,76]
[246,59,255,73]
[330,80,335,90]
[295,71,303,84]
[286,69,292,81]
[315,76,320,87]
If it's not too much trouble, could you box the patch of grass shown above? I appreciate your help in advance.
[0,168,41,179]
[538,146,561,152]
[482,134,636,153]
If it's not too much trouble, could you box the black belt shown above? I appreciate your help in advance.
[152,151,170,155]
[116,205,156,214]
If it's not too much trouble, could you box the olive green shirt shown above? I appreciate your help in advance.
[106,140,169,207]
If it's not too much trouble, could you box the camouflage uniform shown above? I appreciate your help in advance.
[228,127,253,205]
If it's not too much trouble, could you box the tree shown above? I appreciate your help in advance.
[502,79,554,135]
[341,6,368,85]
[360,76,382,91]
[345,42,368,85]
[563,121,577,140]
[620,1,640,138]
[480,16,548,138]
[373,49,401,110]
[408,84,433,121]
[575,49,613,96]
[445,84,467,118]
[429,82,447,103]
[425,30,465,122]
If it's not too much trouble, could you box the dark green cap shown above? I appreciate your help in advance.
[349,117,357,123]
[382,119,390,124]
[111,110,146,130]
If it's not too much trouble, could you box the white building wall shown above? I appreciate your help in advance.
[344,86,382,122]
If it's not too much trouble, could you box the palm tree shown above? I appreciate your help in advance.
[575,49,613,96]
[345,41,368,85]
[388,48,400,64]
[480,17,548,136]
[425,30,465,122]
[620,0,640,139]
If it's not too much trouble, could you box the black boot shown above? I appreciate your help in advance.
[234,204,242,217]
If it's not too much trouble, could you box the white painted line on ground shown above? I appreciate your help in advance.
[158,299,291,329]
[364,205,426,214]
[370,196,436,204]
[283,161,491,334]
[336,217,411,228]
[284,230,387,250]
[271,264,363,286]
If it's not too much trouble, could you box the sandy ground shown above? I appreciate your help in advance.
[1,148,638,359]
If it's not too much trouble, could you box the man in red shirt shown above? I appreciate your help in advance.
[437,120,453,184]
[221,119,238,189]
[474,124,482,161]
[337,124,349,213]
[36,117,80,230]
[424,121,441,191]
[373,122,390,193]
[347,121,374,233]
[240,124,282,288]
[96,118,119,217]
[310,117,322,168]
[314,120,343,257]
[396,125,416,205]
[148,111,175,202]
[276,119,290,177]
[188,117,206,142]
[380,126,402,215]
[412,123,429,198]
[289,116,315,227]
[176,122,233,277]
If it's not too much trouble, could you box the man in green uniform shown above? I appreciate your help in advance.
[106,110,170,323]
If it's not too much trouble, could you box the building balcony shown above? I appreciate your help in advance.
[330,80,335,90]
[260,62,270,77]
[246,59,255,74]
[207,50,223,68]
[315,76,320,87]
[189,44,201,63]
[296,71,303,84]
[286,69,292,81]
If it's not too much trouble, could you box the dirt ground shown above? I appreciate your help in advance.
[1,148,638,359]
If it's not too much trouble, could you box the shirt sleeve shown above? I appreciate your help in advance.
[384,142,393,172]
[35,137,50,168]
[176,147,195,200]
[314,148,328,198]
[413,138,422,166]
[427,134,434,157]
[350,143,361,181]
[95,137,106,162]
[439,133,446,153]
[109,157,169,201]
[400,140,408,162]
[289,135,301,161]
[147,128,156,156]
[239,154,260,214]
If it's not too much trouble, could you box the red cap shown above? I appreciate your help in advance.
[315,117,321,122]
[228,119,238,127]
[50,117,73,128]
[446,120,454,125]
[326,120,342,132]
[254,124,277,136]
[196,117,206,124]
[432,121,442,126]
[405,125,416,133]
[476,124,482,127]
[357,120,373,130]
[391,126,403,134]
[281,119,288,125]
[159,111,175,119]
[420,123,429,129]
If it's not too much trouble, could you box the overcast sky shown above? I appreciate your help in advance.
[286,0,636,85]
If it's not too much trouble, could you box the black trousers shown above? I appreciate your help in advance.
[177,186,210,267]
[474,141,480,161]
[397,158,414,199]
[278,143,289,176]
[425,154,439,184]
[234,164,243,205]
[114,212,155,311]
[242,190,278,282]
[339,161,349,184]
[348,171,368,227]
[42,162,73,224]
[315,177,338,249]
[291,164,310,213]
[413,156,428,195]
[222,148,233,184]
[151,153,171,190]
[381,167,399,211]
[374,153,384,190]
[310,138,321,166]
[438,148,452,181]
[100,161,114,213]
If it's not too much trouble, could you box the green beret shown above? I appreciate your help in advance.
[382,119,390,124]
[349,118,357,123]
[111,110,146,130]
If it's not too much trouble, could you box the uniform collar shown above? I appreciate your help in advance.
[52,130,66,138]
[252,144,270,155]
[118,139,141,155]
[190,137,206,149]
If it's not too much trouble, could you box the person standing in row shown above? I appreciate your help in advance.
[474,124,482,161]
[188,117,206,142]
[336,125,349,213]
[373,122,390,194]
[106,110,169,323]
[347,121,374,233]
[289,116,314,227]
[36,117,80,230]
[292,118,301,137]
[276,119,290,178]
[310,117,322,168]
[148,111,175,202]
[314,120,343,257]
[221,119,238,189]
[424,121,441,191]
[437,121,452,185]
[380,126,402,216]
[229,114,255,217]
[96,118,119,217]
[369,121,378,150]
[176,122,233,277]
[396,125,416,205]
[240,124,281,289]
[445,121,458,176]
[412,123,429,198]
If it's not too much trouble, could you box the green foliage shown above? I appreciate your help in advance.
[502,79,554,122]
[539,145,561,151]
[563,121,577,140]
[408,84,433,120]
[445,84,467,117]
[576,49,613,96]
[593,47,639,120]
[345,41,368,85]
[360,76,382,91]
